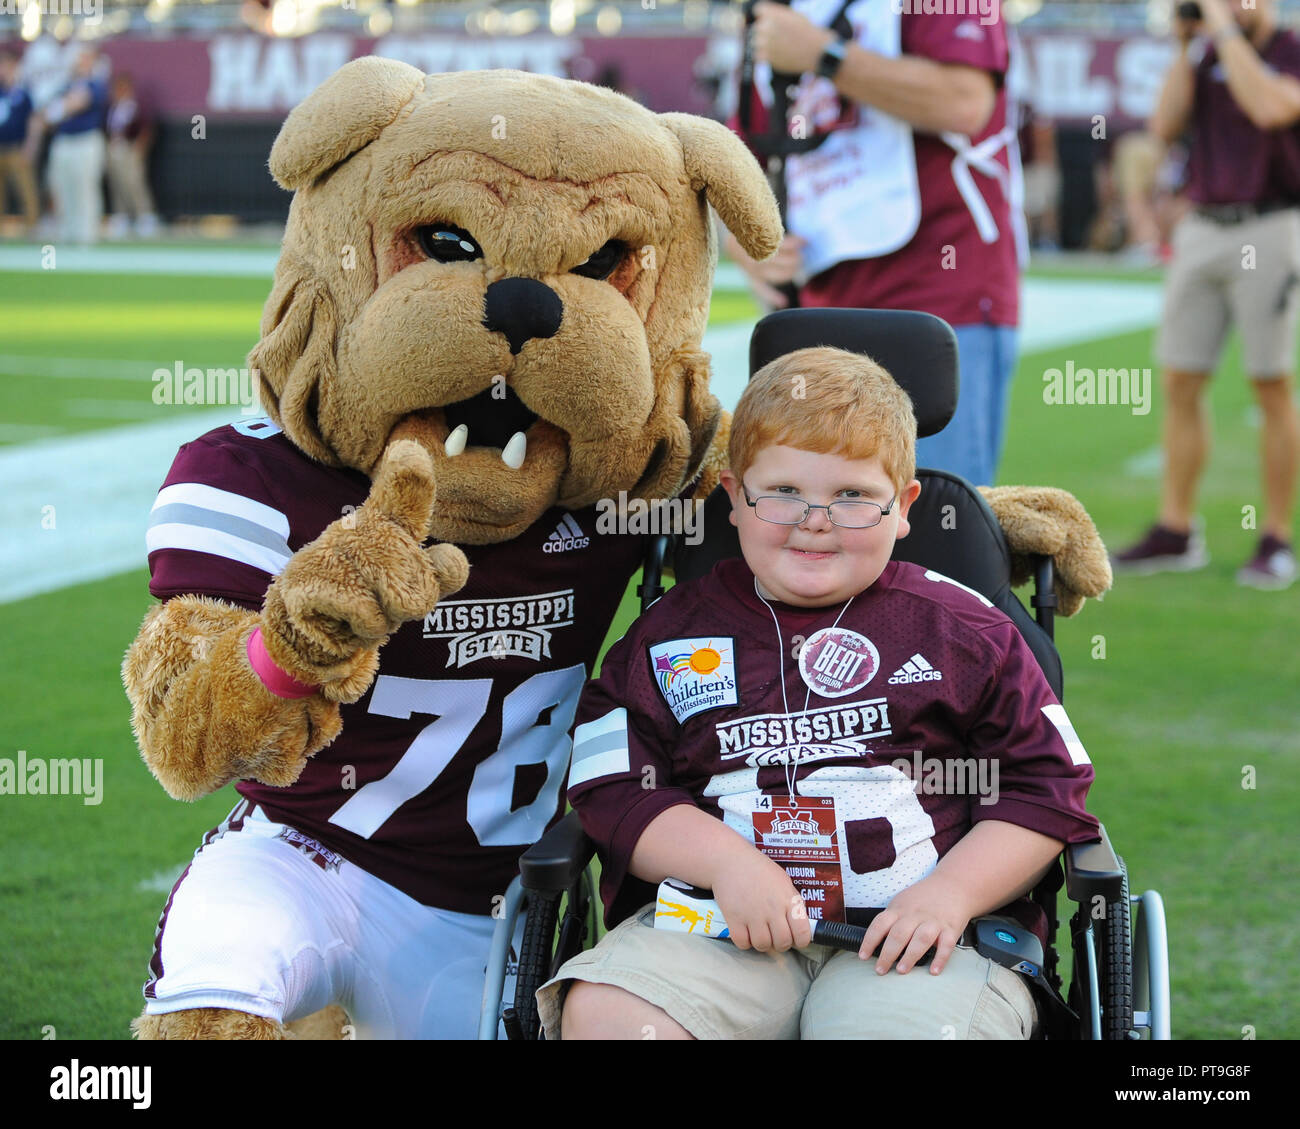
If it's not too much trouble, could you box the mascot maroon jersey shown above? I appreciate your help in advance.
[146,418,645,913]
[569,556,1099,933]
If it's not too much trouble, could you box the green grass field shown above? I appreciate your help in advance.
[0,257,1295,1040]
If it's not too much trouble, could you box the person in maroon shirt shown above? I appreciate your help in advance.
[105,71,159,238]
[538,347,1098,1040]
[1115,0,1300,589]
[725,1,1023,488]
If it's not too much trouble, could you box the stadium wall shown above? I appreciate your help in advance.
[3,27,1173,223]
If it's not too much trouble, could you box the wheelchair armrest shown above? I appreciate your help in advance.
[1064,822,1124,905]
[519,809,595,894]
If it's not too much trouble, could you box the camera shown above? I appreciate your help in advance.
[1176,1,1203,19]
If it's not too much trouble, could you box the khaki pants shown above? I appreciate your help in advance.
[106,136,154,220]
[539,903,1038,1040]
[0,144,39,230]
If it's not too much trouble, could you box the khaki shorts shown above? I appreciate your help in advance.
[1157,208,1300,378]
[1113,130,1163,199]
[537,904,1037,1040]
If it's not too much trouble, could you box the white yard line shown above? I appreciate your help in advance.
[0,408,246,604]
[0,423,65,442]
[0,244,281,277]
[0,354,171,381]
[64,399,177,419]
[1,275,1166,606]
[1020,277,1164,353]
[702,322,755,414]
[135,866,188,896]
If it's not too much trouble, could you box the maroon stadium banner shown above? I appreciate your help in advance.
[91,33,721,119]
[1016,34,1176,127]
[45,29,1174,127]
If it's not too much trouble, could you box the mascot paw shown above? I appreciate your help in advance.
[260,439,469,693]
[979,485,1113,617]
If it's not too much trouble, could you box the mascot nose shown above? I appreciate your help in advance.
[482,278,564,356]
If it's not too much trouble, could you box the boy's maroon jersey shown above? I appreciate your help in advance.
[568,556,1099,933]
[145,418,645,913]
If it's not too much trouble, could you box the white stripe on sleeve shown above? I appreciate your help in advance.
[1041,703,1091,766]
[152,482,290,537]
[145,523,291,577]
[568,707,631,789]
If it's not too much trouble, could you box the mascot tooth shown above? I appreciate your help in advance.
[502,432,527,470]
[445,424,468,457]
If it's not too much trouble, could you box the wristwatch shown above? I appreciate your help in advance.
[815,35,849,80]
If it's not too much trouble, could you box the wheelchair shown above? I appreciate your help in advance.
[480,307,1171,1041]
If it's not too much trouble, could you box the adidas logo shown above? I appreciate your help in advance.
[543,513,590,554]
[888,653,943,684]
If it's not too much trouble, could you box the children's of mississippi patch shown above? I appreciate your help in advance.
[647,637,739,723]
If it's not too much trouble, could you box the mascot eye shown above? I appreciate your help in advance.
[416,225,483,263]
[571,239,627,280]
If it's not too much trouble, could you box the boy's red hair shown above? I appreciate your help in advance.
[728,346,917,491]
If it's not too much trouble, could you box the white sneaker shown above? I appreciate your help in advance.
[1236,535,1297,590]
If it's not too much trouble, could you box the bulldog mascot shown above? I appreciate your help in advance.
[124,58,1109,1040]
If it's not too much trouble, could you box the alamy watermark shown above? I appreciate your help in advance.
[890,750,999,806]
[50,1061,150,1109]
[1042,361,1152,416]
[0,0,101,21]
[152,362,260,414]
[1,751,103,805]
[594,491,705,546]
[891,0,1000,27]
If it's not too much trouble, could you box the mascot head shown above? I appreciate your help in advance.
[250,57,782,544]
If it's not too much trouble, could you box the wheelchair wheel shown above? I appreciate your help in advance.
[1132,889,1172,1039]
[513,877,593,1040]
[1098,856,1134,1040]
[1066,855,1134,1040]
[514,889,561,1041]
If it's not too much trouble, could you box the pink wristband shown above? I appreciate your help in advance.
[246,627,320,699]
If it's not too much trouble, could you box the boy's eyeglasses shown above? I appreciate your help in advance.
[741,484,896,529]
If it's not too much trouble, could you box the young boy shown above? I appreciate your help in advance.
[538,347,1100,1039]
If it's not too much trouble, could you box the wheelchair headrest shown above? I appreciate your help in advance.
[890,470,1011,598]
[749,308,958,438]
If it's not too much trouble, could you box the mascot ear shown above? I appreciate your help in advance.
[249,256,340,466]
[659,112,784,261]
[269,56,426,190]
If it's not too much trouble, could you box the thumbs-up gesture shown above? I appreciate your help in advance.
[259,440,470,703]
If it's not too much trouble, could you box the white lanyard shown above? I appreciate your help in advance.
[754,579,856,798]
